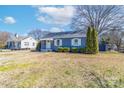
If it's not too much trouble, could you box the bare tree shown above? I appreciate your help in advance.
[0,31,10,48]
[28,29,49,40]
[102,26,124,51]
[71,5,124,35]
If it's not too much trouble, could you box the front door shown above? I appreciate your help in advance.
[46,40,51,49]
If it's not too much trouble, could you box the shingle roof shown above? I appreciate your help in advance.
[8,35,29,42]
[42,31,86,39]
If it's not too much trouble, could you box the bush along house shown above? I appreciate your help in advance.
[40,31,106,52]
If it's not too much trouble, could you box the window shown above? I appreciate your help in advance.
[24,42,29,46]
[74,39,78,45]
[32,42,35,46]
[72,38,81,46]
[57,40,60,46]
[54,39,62,46]
[47,40,50,43]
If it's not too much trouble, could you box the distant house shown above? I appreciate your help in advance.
[40,31,106,52]
[7,34,37,50]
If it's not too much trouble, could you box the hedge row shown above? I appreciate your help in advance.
[57,47,86,53]
[57,47,70,52]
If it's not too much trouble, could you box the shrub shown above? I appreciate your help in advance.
[63,47,70,52]
[79,47,86,53]
[57,47,63,52]
[71,47,79,53]
[36,41,41,51]
[86,26,99,54]
[30,49,36,52]
[92,27,99,54]
[86,26,93,54]
[57,47,70,52]
[101,37,106,45]
[0,43,6,49]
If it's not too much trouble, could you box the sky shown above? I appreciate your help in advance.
[0,5,75,35]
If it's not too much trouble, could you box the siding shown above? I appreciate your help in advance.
[40,37,107,51]
[7,41,21,49]
[53,37,86,51]
[21,37,37,49]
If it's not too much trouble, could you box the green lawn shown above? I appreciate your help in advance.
[0,51,124,88]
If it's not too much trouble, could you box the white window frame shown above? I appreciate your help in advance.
[54,39,62,46]
[71,38,81,46]
[24,42,29,46]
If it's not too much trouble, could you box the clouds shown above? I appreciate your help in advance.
[37,16,50,23]
[4,16,16,24]
[0,16,16,24]
[50,27,64,32]
[35,6,75,26]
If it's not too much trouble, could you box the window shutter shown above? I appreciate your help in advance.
[71,39,74,46]
[78,39,81,46]
[60,39,62,46]
[54,40,57,46]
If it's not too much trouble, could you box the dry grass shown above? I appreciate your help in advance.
[0,50,124,88]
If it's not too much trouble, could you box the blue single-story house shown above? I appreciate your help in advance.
[40,31,106,52]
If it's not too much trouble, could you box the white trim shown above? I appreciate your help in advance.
[71,38,81,46]
[46,40,51,49]
[40,36,86,40]
[52,36,85,39]
[41,38,53,41]
[54,39,62,46]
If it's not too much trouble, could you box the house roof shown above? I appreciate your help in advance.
[7,35,29,42]
[41,31,86,40]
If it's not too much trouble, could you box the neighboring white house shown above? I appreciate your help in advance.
[7,34,37,50]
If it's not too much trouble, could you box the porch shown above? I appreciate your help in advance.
[40,38,53,52]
